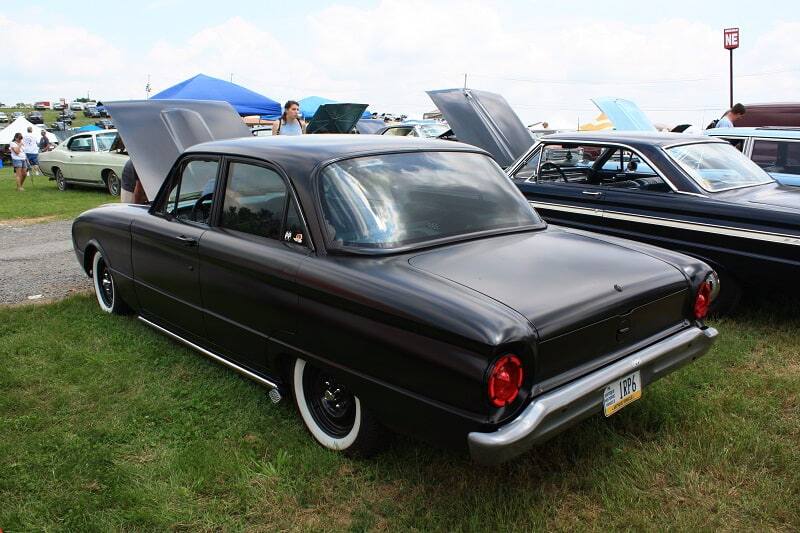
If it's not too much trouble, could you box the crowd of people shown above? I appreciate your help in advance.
[8,126,52,191]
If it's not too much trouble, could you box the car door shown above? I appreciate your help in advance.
[63,135,93,180]
[199,158,311,373]
[132,156,221,339]
[513,142,607,231]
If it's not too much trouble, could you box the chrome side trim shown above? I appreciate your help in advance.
[531,201,800,246]
[138,316,280,390]
[468,326,718,465]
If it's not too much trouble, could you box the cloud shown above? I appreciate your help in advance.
[2,3,799,129]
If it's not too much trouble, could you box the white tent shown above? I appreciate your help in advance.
[0,117,58,144]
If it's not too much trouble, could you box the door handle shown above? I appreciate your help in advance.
[176,234,198,247]
[582,191,602,196]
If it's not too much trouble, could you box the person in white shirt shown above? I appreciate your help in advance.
[9,132,29,191]
[22,126,41,175]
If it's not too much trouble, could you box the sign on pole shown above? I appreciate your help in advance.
[724,28,739,108]
[724,27,739,49]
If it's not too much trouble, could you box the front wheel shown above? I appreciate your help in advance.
[106,170,121,196]
[91,250,130,315]
[292,358,386,456]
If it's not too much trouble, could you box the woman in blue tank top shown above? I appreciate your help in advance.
[272,100,305,136]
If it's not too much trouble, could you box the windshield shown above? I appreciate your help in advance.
[320,151,542,250]
[666,142,774,192]
[417,124,450,138]
[95,132,117,151]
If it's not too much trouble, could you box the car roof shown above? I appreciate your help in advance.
[540,131,725,147]
[707,127,800,139]
[185,134,488,180]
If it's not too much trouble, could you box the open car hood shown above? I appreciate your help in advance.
[426,88,534,168]
[306,103,369,134]
[105,100,250,199]
[592,97,655,131]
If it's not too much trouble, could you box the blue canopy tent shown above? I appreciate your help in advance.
[75,125,102,132]
[152,74,281,117]
[299,96,371,120]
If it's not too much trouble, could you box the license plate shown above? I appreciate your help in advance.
[603,371,642,417]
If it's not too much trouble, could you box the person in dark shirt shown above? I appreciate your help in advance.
[120,158,148,204]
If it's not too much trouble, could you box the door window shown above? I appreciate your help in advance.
[751,140,800,175]
[599,149,669,192]
[221,162,306,244]
[68,136,92,152]
[162,158,220,224]
[535,144,608,184]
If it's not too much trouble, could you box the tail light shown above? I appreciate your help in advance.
[694,281,712,319]
[488,355,524,407]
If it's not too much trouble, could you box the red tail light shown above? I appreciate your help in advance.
[694,281,712,319]
[488,355,524,407]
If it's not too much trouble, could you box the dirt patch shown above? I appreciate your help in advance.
[0,215,59,226]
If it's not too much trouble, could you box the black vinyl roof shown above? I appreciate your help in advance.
[185,134,487,179]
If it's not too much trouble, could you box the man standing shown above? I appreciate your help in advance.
[714,103,746,128]
[22,126,41,175]
[38,129,52,153]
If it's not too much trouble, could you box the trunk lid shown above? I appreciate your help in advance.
[408,229,689,386]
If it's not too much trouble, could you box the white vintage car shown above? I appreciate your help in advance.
[39,129,129,195]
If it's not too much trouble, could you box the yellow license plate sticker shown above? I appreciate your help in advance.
[603,371,642,417]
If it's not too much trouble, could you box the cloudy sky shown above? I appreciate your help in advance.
[2,0,798,128]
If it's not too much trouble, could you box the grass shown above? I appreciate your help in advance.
[0,166,111,222]
[1,294,798,531]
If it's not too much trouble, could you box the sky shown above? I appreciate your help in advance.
[1,0,798,128]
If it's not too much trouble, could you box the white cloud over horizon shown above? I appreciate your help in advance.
[1,2,799,129]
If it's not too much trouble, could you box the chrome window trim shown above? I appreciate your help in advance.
[663,142,775,193]
[509,139,708,198]
[531,200,800,246]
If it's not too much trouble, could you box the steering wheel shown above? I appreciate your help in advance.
[540,162,568,182]
[190,192,214,222]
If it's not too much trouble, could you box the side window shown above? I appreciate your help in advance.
[161,158,219,224]
[514,149,541,180]
[536,144,605,184]
[68,136,92,152]
[283,199,308,246]
[751,140,779,169]
[221,162,288,240]
[602,150,670,193]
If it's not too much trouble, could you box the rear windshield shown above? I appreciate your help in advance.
[666,142,774,192]
[320,151,541,250]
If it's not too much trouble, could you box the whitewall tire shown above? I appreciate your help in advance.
[91,250,129,315]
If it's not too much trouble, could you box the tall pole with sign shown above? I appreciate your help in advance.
[724,28,739,108]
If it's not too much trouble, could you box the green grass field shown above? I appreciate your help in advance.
[1,294,798,531]
[0,166,111,221]
[1,107,97,129]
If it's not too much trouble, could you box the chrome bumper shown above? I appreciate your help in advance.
[468,326,718,465]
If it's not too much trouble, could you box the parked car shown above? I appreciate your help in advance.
[734,103,800,128]
[431,88,800,313]
[95,119,115,129]
[39,129,127,195]
[27,111,44,124]
[83,106,102,118]
[95,102,109,117]
[0,112,8,123]
[707,127,800,186]
[70,101,84,111]
[33,101,51,110]
[11,111,24,119]
[380,122,451,138]
[70,99,719,463]
[53,102,66,111]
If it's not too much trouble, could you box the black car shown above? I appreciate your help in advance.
[84,106,102,118]
[27,111,44,124]
[431,88,800,312]
[71,100,718,464]
[95,119,114,129]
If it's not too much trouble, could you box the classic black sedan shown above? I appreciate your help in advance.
[429,88,800,313]
[72,100,718,464]
[507,132,800,311]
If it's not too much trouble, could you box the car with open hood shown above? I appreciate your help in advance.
[39,129,128,195]
[71,99,718,464]
[432,88,800,313]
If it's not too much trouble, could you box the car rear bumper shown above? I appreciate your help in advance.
[468,325,718,465]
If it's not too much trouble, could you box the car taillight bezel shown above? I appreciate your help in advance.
[487,354,524,407]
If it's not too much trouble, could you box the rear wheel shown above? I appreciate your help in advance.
[91,250,130,315]
[292,358,386,456]
[55,168,68,191]
[106,170,121,196]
